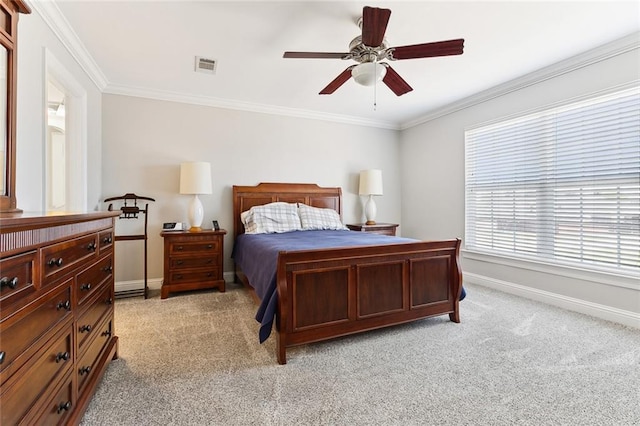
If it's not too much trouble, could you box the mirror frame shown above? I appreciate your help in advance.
[0,0,30,213]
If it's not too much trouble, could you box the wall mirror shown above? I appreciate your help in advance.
[0,0,31,213]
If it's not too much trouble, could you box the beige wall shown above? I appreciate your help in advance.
[101,94,400,283]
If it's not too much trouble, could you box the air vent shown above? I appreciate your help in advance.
[195,56,217,74]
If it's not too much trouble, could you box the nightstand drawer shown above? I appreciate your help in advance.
[169,240,220,255]
[169,255,219,270]
[169,268,220,284]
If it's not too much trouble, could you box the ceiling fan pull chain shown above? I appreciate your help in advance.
[373,62,378,111]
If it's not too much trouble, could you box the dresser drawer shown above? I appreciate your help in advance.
[77,317,113,394]
[76,255,113,307]
[169,254,219,270]
[31,371,74,426]
[169,239,220,255]
[0,324,73,426]
[169,268,221,284]
[0,250,36,307]
[77,284,114,354]
[0,281,72,378]
[98,229,114,252]
[42,234,99,285]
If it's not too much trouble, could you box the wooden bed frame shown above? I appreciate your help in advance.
[233,183,462,364]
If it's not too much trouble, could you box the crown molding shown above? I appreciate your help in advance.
[400,31,640,130]
[26,0,108,90]
[103,83,401,130]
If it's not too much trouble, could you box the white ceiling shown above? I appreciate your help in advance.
[52,0,640,128]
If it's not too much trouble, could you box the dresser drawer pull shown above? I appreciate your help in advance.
[81,283,92,291]
[176,246,184,251]
[0,276,18,289]
[86,242,97,252]
[206,259,213,264]
[176,260,184,265]
[106,298,113,305]
[175,274,183,280]
[79,324,92,333]
[103,265,113,274]
[57,300,71,311]
[57,401,72,414]
[79,365,92,375]
[206,244,213,249]
[48,257,64,267]
[55,351,70,363]
[101,329,112,337]
[102,236,113,244]
[0,351,5,364]
[207,273,213,277]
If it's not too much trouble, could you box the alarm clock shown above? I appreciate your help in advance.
[162,222,185,231]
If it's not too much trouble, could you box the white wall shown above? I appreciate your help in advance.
[17,8,102,211]
[400,44,640,321]
[101,94,400,283]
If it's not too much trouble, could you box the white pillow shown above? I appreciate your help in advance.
[298,203,348,231]
[241,202,302,234]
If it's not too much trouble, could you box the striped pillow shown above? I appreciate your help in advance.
[241,202,302,234]
[298,203,348,231]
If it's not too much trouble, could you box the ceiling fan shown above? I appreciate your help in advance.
[283,6,464,96]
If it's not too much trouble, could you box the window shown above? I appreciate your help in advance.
[465,86,640,277]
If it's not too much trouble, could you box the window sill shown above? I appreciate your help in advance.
[461,248,640,291]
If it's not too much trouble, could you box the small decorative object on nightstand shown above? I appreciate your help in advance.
[160,229,226,299]
[347,223,399,236]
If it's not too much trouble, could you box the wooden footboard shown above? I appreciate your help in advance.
[275,239,462,364]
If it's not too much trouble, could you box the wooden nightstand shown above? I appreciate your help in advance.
[160,229,226,299]
[346,223,399,236]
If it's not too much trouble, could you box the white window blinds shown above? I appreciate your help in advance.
[465,86,640,276]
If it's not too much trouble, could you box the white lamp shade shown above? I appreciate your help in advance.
[359,169,383,196]
[180,162,212,195]
[352,62,387,86]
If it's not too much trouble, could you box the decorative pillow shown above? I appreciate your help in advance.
[241,202,302,234]
[298,203,348,231]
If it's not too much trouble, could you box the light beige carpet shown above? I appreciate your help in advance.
[81,283,640,425]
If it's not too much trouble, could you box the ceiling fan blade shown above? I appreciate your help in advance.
[319,66,356,95]
[361,6,391,47]
[283,52,350,59]
[390,39,464,60]
[382,64,413,96]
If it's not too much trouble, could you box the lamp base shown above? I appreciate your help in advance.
[189,226,203,232]
[365,220,376,225]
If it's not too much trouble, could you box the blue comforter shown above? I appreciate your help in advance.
[232,230,465,343]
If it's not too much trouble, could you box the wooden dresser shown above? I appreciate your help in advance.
[0,211,120,425]
[160,229,226,299]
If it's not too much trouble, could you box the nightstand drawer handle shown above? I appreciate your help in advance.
[207,273,212,277]
[55,351,70,363]
[206,244,213,249]
[79,365,91,375]
[79,324,92,333]
[176,246,184,251]
[206,259,212,264]
[175,274,183,280]
[176,260,184,265]
[57,401,72,414]
[0,276,18,289]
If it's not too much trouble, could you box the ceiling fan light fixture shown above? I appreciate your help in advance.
[351,62,387,86]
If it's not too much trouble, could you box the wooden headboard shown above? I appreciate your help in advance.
[232,183,342,239]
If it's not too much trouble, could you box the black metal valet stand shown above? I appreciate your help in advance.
[104,193,155,299]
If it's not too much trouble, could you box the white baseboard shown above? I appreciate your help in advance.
[115,272,236,294]
[464,272,640,328]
